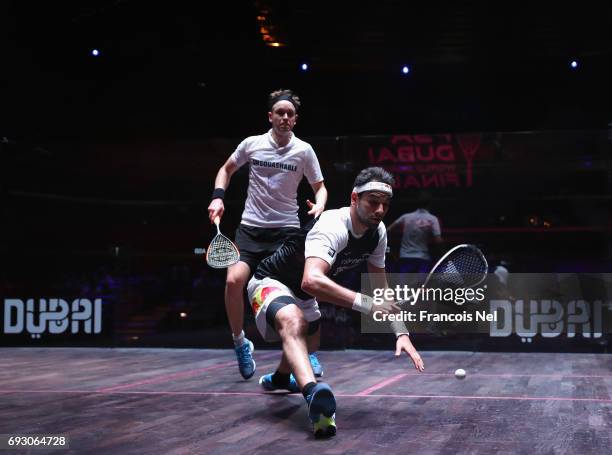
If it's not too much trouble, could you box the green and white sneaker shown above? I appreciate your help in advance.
[306,382,337,438]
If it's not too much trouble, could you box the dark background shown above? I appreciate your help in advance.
[1,1,611,351]
[2,0,612,140]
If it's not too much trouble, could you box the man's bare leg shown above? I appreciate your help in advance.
[225,261,255,379]
[225,261,251,336]
[307,325,324,376]
[274,305,315,388]
[307,326,320,353]
[274,305,336,437]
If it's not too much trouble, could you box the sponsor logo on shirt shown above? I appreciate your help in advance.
[327,247,336,258]
[331,253,371,276]
[251,159,297,172]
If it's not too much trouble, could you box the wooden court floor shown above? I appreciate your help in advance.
[0,348,610,454]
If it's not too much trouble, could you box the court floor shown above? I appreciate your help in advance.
[1,348,610,454]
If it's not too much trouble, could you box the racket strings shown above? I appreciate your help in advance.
[430,249,487,288]
[451,250,487,273]
[207,234,239,268]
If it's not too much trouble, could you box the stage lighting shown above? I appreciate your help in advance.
[91,49,100,57]
[570,60,578,69]
[402,65,410,74]
[301,63,308,71]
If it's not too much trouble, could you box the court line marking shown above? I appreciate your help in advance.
[349,393,612,403]
[350,372,612,396]
[411,373,612,378]
[1,389,611,403]
[356,373,408,396]
[96,353,279,392]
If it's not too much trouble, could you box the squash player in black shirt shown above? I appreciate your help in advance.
[246,167,424,438]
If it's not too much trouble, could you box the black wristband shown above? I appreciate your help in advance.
[212,188,225,200]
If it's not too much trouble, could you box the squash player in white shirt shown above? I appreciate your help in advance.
[208,89,328,379]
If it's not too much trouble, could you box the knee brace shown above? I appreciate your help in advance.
[265,295,297,328]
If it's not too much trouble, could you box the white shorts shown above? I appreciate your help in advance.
[246,276,321,342]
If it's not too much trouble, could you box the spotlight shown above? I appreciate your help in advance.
[402,65,410,74]
[91,49,100,57]
[180,312,187,318]
[570,60,578,69]
[301,63,308,71]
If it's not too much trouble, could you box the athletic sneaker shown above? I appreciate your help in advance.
[234,338,256,379]
[309,352,324,377]
[258,373,300,393]
[306,383,337,438]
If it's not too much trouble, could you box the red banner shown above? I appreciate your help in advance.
[366,134,483,188]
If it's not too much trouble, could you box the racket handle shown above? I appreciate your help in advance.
[213,216,220,226]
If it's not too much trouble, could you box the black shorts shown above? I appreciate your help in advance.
[234,224,299,273]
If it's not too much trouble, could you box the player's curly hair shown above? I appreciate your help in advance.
[268,89,301,111]
[353,167,395,191]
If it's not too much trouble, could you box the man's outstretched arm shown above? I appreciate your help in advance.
[301,257,423,371]
[366,263,425,372]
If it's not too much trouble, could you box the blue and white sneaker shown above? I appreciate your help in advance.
[309,352,324,377]
[234,338,256,379]
[258,373,300,393]
[306,383,337,438]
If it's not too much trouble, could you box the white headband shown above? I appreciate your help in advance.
[352,181,393,196]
